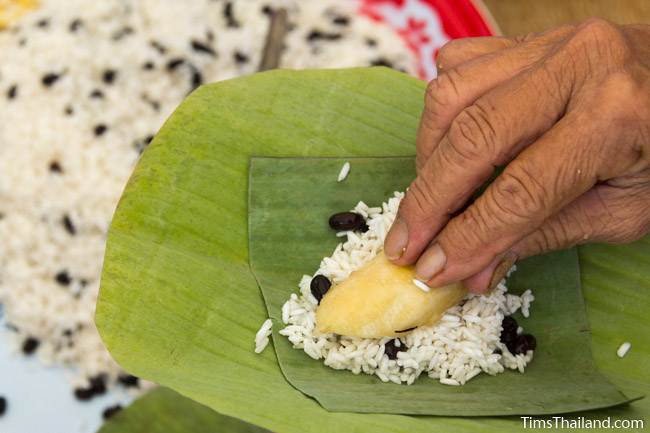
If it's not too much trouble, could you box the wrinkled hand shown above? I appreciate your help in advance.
[384,19,650,293]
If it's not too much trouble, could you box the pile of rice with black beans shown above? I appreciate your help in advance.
[271,186,537,386]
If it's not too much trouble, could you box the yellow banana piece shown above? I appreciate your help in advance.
[316,251,467,338]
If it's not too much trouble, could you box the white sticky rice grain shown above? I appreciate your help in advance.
[412,279,431,293]
[255,319,273,354]
[337,161,351,182]
[440,378,460,386]
[278,192,536,386]
[617,342,631,358]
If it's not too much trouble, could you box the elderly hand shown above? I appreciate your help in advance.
[384,19,650,293]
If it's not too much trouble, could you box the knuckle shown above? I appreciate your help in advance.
[487,165,548,225]
[403,178,437,221]
[425,69,463,112]
[446,102,498,162]
[513,32,537,44]
[442,206,495,258]
[536,224,563,252]
[577,18,624,43]
[437,39,463,66]
[570,18,630,66]
[560,204,598,244]
[600,187,650,243]
[595,72,644,123]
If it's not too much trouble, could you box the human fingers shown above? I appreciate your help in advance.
[388,40,577,266]
[416,25,575,171]
[462,173,650,293]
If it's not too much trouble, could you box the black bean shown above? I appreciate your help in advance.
[191,39,216,57]
[7,84,18,100]
[306,30,342,42]
[0,396,6,416]
[64,105,74,116]
[94,124,108,136]
[63,328,73,337]
[142,61,155,70]
[384,339,405,360]
[69,19,83,32]
[89,375,107,395]
[328,212,366,231]
[190,69,203,91]
[493,348,502,355]
[74,387,94,401]
[117,374,140,388]
[395,327,416,333]
[166,58,185,71]
[223,2,239,28]
[135,136,151,154]
[22,337,40,355]
[233,51,249,63]
[102,404,123,420]
[89,89,104,99]
[261,5,273,15]
[62,214,76,235]
[49,160,63,174]
[310,275,331,303]
[366,38,377,47]
[42,72,61,87]
[102,69,117,84]
[55,270,72,286]
[332,16,349,26]
[371,58,393,68]
[500,325,517,348]
[36,18,49,28]
[150,40,167,54]
[501,316,518,334]
[513,334,537,355]
[111,26,134,40]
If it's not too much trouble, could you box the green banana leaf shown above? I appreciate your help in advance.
[96,388,269,433]
[96,68,649,433]
[247,156,635,416]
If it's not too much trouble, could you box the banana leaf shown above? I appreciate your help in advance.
[247,156,636,416]
[96,68,649,433]
[96,388,268,433]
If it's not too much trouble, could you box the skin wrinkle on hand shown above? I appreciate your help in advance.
[384,18,650,293]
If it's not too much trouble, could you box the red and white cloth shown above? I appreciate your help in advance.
[359,0,496,79]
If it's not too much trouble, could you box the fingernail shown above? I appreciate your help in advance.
[487,252,518,292]
[384,218,408,261]
[415,243,447,281]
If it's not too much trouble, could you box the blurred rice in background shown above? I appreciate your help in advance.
[0,0,417,399]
